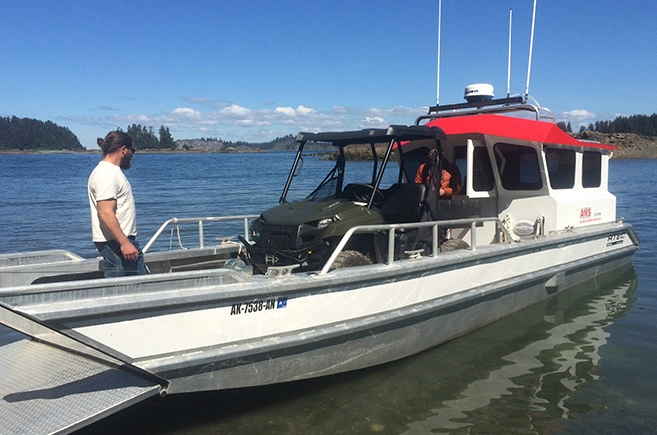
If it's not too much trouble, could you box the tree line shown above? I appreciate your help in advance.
[119,124,175,150]
[3,112,656,152]
[558,113,657,136]
[0,116,83,151]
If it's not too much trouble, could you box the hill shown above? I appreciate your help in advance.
[175,135,298,152]
[175,134,334,153]
[574,131,657,159]
[0,116,83,151]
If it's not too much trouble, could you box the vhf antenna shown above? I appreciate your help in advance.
[524,0,537,102]
[507,9,512,98]
[436,0,442,106]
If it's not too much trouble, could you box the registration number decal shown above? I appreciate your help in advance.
[230,297,288,315]
[605,233,626,247]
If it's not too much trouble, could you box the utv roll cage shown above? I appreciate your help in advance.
[280,125,447,208]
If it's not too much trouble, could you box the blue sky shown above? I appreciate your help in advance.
[1,0,656,149]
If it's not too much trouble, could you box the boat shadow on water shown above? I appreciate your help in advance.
[74,266,637,435]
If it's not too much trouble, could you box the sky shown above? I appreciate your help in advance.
[1,0,656,149]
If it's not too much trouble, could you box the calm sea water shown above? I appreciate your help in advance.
[1,153,656,434]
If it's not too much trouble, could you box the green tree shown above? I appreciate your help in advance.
[0,116,83,150]
[159,126,175,149]
[126,124,159,149]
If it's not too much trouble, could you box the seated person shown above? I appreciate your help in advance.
[415,150,461,199]
[442,157,463,196]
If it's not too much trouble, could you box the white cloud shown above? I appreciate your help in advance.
[220,104,252,117]
[359,116,386,128]
[72,99,427,144]
[275,106,297,117]
[295,105,315,116]
[171,107,200,117]
[557,109,598,130]
[562,109,595,120]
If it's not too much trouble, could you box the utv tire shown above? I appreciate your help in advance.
[439,238,470,252]
[331,250,372,269]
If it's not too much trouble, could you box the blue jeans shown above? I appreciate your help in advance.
[96,237,146,278]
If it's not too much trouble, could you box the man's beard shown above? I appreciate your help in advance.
[120,154,132,169]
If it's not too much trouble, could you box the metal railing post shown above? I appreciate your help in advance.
[388,228,396,265]
[432,224,439,257]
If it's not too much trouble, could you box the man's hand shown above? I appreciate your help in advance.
[120,241,139,260]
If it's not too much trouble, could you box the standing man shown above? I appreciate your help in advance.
[88,131,146,277]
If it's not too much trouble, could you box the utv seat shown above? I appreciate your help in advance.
[379,183,426,223]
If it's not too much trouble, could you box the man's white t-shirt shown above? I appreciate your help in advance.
[88,161,137,242]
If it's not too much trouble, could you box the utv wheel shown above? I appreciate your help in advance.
[331,250,372,269]
[439,238,470,252]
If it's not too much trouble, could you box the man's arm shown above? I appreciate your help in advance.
[97,199,139,260]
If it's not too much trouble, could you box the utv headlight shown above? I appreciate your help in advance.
[250,215,265,237]
[315,216,339,230]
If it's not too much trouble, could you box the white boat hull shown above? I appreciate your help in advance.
[0,222,638,394]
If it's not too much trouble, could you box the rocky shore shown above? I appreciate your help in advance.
[574,131,657,159]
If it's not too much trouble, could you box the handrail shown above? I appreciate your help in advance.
[415,103,544,124]
[142,215,258,254]
[319,217,513,275]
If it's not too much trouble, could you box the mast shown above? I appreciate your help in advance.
[507,9,512,98]
[524,0,537,102]
[436,0,442,106]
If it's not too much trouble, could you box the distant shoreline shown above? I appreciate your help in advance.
[0,148,282,155]
[1,132,656,159]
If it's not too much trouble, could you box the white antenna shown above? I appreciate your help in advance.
[524,0,537,102]
[436,0,442,105]
[507,9,512,98]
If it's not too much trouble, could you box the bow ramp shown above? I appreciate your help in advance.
[0,305,163,435]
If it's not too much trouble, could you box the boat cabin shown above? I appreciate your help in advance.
[404,97,616,241]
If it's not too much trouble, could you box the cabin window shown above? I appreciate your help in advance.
[472,146,495,191]
[582,151,602,188]
[545,147,575,189]
[494,143,543,190]
[454,145,494,194]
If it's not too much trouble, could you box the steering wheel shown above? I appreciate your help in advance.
[351,184,385,206]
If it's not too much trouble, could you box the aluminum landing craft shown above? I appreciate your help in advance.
[0,96,639,434]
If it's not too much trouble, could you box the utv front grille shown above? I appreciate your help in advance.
[262,233,292,250]
[259,224,298,250]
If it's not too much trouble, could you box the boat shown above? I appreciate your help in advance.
[0,86,640,432]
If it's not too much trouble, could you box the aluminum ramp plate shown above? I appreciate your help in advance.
[0,337,161,434]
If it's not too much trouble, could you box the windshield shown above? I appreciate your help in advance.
[283,149,400,203]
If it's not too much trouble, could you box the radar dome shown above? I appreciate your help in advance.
[464,84,494,103]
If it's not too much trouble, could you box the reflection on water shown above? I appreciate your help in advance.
[403,268,636,434]
[72,267,637,435]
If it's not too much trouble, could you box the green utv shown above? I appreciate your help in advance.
[239,125,448,274]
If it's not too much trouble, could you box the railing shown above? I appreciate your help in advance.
[142,215,258,254]
[319,217,514,275]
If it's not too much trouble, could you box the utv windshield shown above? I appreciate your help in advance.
[280,126,446,204]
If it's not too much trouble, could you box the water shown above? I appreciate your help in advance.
[1,154,656,434]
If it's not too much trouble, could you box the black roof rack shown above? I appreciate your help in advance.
[296,125,446,147]
[428,96,524,114]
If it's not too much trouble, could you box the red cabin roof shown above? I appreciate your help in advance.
[424,114,615,150]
